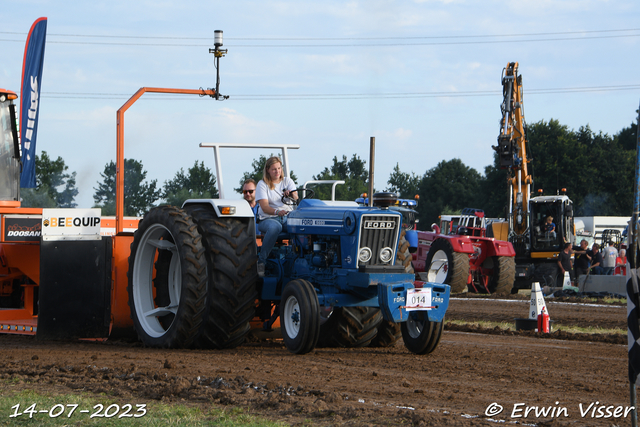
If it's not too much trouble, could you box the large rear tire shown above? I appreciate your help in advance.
[401,312,444,355]
[396,229,414,274]
[370,320,401,347]
[187,207,259,349]
[425,238,469,293]
[487,256,516,294]
[281,279,321,354]
[316,306,382,348]
[127,206,208,348]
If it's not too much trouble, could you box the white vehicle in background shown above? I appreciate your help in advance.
[574,216,629,247]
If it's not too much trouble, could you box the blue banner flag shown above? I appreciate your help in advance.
[19,17,47,188]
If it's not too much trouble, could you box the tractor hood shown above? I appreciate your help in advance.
[287,199,403,236]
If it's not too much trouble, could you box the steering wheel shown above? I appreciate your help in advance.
[281,187,315,206]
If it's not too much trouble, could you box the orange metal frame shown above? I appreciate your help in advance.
[115,88,215,234]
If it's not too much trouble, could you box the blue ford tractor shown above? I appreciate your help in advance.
[127,143,450,354]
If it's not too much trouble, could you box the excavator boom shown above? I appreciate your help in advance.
[493,62,532,246]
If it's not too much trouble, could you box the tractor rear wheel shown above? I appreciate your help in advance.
[401,312,444,355]
[316,306,383,348]
[370,320,402,347]
[281,279,321,354]
[187,207,259,349]
[424,238,469,293]
[487,256,516,294]
[396,229,414,274]
[127,206,208,348]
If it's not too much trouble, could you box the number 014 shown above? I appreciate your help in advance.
[405,288,432,311]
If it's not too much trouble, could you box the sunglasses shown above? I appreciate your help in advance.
[243,190,254,194]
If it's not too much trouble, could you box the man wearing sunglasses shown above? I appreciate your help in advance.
[242,179,260,235]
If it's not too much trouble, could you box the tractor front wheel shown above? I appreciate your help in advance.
[424,238,469,293]
[401,312,444,355]
[127,206,208,348]
[280,279,321,354]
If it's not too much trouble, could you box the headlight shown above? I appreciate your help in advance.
[379,247,393,263]
[358,247,372,263]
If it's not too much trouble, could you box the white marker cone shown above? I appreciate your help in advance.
[529,282,549,319]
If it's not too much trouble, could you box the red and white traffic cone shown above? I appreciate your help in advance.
[537,307,550,333]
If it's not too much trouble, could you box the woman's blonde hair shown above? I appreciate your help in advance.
[263,156,283,190]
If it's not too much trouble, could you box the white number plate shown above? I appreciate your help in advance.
[405,288,432,311]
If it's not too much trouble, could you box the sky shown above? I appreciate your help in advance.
[1,0,639,208]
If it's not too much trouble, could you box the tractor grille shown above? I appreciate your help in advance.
[357,214,401,267]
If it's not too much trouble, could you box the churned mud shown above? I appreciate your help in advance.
[0,297,630,426]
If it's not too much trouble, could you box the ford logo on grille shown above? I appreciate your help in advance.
[364,221,395,229]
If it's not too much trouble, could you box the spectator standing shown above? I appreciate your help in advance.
[602,241,618,275]
[573,239,591,279]
[557,242,574,284]
[615,248,627,276]
[589,243,604,275]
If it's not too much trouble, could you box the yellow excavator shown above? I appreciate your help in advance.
[491,62,575,292]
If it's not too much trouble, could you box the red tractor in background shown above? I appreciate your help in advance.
[412,208,516,294]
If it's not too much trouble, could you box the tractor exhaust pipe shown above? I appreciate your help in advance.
[368,136,375,207]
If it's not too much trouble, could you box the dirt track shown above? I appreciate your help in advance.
[0,297,632,426]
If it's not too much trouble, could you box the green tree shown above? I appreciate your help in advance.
[527,119,634,216]
[312,154,368,201]
[615,116,638,151]
[417,158,482,227]
[21,151,79,208]
[236,154,298,194]
[93,159,161,216]
[386,163,420,199]
[162,161,218,206]
[480,153,509,219]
